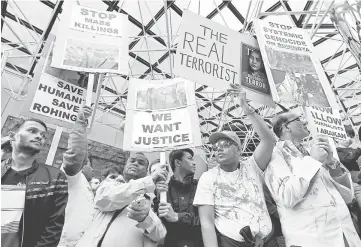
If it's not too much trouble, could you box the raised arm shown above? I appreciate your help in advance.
[238,92,276,171]
[61,105,92,176]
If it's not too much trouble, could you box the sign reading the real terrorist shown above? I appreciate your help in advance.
[305,106,347,140]
[174,10,240,90]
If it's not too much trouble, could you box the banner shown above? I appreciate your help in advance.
[123,78,202,151]
[29,74,88,123]
[305,106,347,140]
[51,3,128,74]
[21,36,99,130]
[254,20,339,109]
[174,11,275,106]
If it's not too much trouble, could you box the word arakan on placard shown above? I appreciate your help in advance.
[317,128,347,139]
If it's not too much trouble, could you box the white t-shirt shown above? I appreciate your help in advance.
[193,156,272,242]
[59,170,95,247]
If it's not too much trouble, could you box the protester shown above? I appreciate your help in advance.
[58,105,95,247]
[154,149,204,247]
[1,118,68,247]
[193,89,277,247]
[336,125,361,178]
[265,112,361,247]
[75,152,168,247]
[101,165,122,180]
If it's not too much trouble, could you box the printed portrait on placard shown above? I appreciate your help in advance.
[240,44,271,96]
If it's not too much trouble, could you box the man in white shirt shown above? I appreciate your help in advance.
[58,105,95,247]
[265,112,361,247]
[193,90,276,247]
[76,153,168,247]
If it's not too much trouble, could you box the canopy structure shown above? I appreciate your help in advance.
[1,0,361,160]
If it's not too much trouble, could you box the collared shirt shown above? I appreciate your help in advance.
[265,140,361,247]
[193,156,272,242]
[75,176,166,247]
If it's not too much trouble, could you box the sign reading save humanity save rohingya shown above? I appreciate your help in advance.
[123,78,202,152]
[305,106,347,140]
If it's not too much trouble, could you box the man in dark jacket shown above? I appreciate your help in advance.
[1,118,68,247]
[154,148,203,247]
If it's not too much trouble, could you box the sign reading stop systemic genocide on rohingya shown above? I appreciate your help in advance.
[305,106,347,140]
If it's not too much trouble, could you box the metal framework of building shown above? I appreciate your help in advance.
[1,0,361,159]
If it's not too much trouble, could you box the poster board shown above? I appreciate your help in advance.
[254,19,339,109]
[305,106,347,140]
[123,78,202,152]
[51,3,129,74]
[174,10,275,107]
[21,35,100,130]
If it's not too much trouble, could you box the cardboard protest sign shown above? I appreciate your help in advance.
[51,3,129,74]
[29,74,87,123]
[174,10,240,90]
[254,19,338,109]
[123,78,202,152]
[305,106,347,140]
[21,36,100,130]
[174,11,275,107]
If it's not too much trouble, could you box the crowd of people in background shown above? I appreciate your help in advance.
[1,89,361,247]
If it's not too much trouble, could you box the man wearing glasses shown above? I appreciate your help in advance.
[193,91,277,247]
[264,112,361,247]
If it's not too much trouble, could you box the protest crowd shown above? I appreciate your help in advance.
[2,92,361,247]
[2,2,361,247]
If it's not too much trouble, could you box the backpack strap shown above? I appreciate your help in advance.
[97,205,127,247]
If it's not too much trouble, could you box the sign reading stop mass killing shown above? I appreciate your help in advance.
[174,10,240,90]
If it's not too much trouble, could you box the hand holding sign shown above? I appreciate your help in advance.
[228,84,253,115]
[77,105,93,122]
[151,163,168,184]
[158,202,178,222]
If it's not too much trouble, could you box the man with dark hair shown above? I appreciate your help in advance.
[101,166,122,180]
[155,148,203,247]
[76,152,168,247]
[264,112,361,247]
[1,117,68,247]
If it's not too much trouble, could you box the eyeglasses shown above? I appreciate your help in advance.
[284,116,303,127]
[212,140,236,152]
